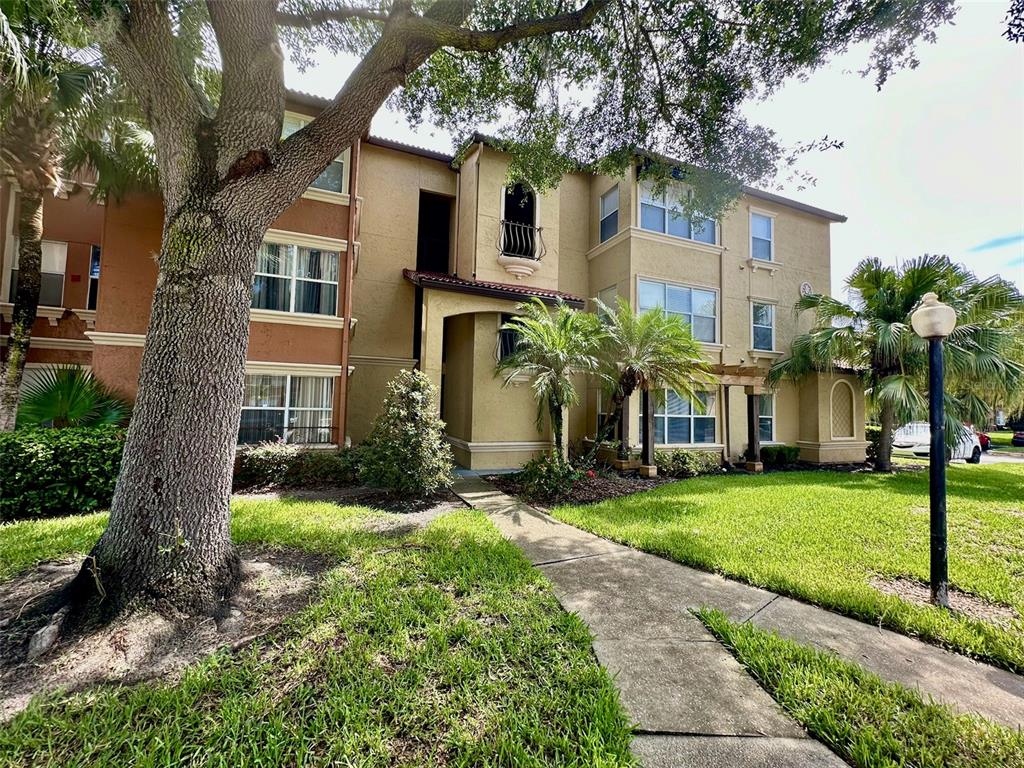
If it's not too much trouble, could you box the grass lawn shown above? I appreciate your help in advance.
[698,609,1024,768]
[988,431,1024,453]
[552,463,1024,672]
[0,500,634,766]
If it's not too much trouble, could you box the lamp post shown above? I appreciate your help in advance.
[910,292,957,608]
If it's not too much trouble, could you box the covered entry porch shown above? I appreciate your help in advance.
[404,269,585,470]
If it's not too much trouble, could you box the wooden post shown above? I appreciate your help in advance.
[640,389,656,476]
[745,388,763,472]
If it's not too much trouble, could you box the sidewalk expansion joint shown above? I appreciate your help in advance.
[740,594,781,625]
[533,551,619,567]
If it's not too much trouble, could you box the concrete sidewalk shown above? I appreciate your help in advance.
[452,477,1024,767]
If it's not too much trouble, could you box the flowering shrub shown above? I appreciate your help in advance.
[357,370,454,495]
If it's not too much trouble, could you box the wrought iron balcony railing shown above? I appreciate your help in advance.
[497,220,546,261]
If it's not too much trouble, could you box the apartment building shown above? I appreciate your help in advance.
[0,91,868,470]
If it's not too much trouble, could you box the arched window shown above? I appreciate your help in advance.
[830,380,855,439]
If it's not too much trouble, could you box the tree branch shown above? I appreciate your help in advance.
[402,0,611,51]
[275,5,389,26]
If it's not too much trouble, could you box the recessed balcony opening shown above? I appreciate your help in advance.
[498,184,545,278]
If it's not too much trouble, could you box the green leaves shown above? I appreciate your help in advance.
[17,365,131,429]
[775,255,1024,439]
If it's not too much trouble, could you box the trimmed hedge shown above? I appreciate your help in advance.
[0,426,125,522]
[234,442,361,491]
[760,444,800,467]
[654,448,722,478]
[866,424,882,465]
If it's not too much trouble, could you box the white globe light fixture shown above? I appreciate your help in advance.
[911,292,957,340]
[910,291,957,609]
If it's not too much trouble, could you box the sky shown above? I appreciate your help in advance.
[287,0,1024,295]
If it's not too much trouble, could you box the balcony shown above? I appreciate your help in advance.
[497,220,546,278]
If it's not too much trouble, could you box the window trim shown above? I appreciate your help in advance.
[636,179,718,246]
[4,238,68,308]
[749,209,775,263]
[751,301,776,352]
[252,229,346,319]
[239,372,336,445]
[599,185,619,243]
[652,388,719,447]
[758,392,777,444]
[283,110,351,204]
[635,274,720,344]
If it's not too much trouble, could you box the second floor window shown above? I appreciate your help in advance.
[498,313,521,360]
[639,181,716,244]
[638,278,717,343]
[87,245,101,310]
[751,212,774,261]
[252,240,339,316]
[600,186,618,243]
[752,302,775,351]
[8,240,66,307]
[282,113,348,196]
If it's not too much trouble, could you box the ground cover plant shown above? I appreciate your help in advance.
[0,501,633,766]
[553,463,1024,671]
[699,609,1024,768]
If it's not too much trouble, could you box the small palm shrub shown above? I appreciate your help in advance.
[654,448,722,478]
[865,424,882,465]
[358,370,454,495]
[16,366,130,428]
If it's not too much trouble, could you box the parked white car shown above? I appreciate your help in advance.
[892,422,982,463]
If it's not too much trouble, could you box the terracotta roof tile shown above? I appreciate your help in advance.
[403,270,585,308]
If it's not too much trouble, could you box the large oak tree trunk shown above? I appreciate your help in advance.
[81,206,260,613]
[0,189,44,432]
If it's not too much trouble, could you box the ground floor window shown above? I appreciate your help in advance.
[759,394,775,443]
[8,240,67,306]
[652,389,717,445]
[239,374,334,444]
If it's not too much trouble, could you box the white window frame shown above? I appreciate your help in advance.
[599,185,619,243]
[758,393,776,444]
[751,301,776,351]
[239,373,335,445]
[636,276,719,344]
[252,230,344,318]
[652,389,718,446]
[4,239,68,308]
[283,111,351,204]
[750,210,775,262]
[596,284,618,320]
[638,180,718,245]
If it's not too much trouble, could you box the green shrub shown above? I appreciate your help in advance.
[0,426,125,521]
[234,442,360,491]
[654,448,722,478]
[358,370,454,495]
[866,424,882,465]
[515,453,583,501]
[760,444,801,467]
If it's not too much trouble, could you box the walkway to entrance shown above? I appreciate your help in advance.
[452,477,1024,767]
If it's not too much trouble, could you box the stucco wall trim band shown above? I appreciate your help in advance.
[245,361,344,377]
[447,436,553,453]
[86,331,146,347]
[1,336,93,351]
[250,308,347,328]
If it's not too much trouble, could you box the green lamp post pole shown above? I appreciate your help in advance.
[911,292,958,608]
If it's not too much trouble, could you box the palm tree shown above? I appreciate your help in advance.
[496,298,604,457]
[0,1,155,431]
[771,255,1023,471]
[593,297,715,463]
[17,365,130,428]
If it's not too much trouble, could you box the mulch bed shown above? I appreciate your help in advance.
[487,470,670,510]
[870,575,1020,627]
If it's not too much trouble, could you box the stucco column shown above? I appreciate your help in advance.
[420,294,444,410]
[639,389,657,477]
[560,405,570,461]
